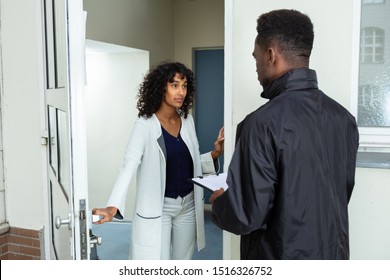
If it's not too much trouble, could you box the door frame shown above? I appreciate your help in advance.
[193,47,224,205]
[222,0,236,260]
[67,0,90,260]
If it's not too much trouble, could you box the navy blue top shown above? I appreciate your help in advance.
[162,126,194,198]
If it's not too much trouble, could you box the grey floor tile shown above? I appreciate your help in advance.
[92,210,222,260]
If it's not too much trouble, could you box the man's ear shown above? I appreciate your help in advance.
[267,47,277,65]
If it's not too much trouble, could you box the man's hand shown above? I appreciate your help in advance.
[209,188,225,204]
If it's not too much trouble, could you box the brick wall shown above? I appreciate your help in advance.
[0,226,42,260]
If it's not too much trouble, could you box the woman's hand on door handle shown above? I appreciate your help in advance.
[92,206,118,224]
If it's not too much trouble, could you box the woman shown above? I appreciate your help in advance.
[92,62,224,260]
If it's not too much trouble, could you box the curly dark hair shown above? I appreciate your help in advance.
[256,9,314,66]
[136,62,195,118]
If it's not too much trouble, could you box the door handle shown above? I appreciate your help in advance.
[55,214,72,230]
[90,234,102,247]
[89,229,102,248]
[89,230,101,260]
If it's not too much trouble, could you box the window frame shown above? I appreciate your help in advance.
[351,0,390,155]
[362,0,385,4]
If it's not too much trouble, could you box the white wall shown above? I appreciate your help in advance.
[0,0,46,231]
[227,0,390,259]
[85,41,149,219]
[83,0,174,67]
[174,0,224,69]
[350,168,390,259]
[83,0,225,70]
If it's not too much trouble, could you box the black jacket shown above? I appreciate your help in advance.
[212,68,359,259]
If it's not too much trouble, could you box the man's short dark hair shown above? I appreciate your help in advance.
[256,9,314,65]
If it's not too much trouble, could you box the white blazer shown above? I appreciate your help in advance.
[107,114,217,259]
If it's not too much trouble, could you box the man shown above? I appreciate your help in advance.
[211,9,359,259]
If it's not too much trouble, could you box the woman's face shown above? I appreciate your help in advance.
[163,73,187,109]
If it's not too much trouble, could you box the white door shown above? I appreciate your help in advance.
[43,0,90,259]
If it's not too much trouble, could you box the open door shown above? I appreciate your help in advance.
[43,0,91,259]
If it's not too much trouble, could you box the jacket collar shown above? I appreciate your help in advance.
[260,68,319,100]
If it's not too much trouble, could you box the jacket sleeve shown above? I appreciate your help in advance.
[346,114,359,202]
[106,119,146,218]
[212,120,277,235]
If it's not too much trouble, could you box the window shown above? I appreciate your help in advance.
[360,27,384,64]
[355,0,390,153]
[358,85,390,127]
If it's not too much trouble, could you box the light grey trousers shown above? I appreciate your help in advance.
[161,191,196,260]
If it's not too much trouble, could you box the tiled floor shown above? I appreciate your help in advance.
[91,210,222,260]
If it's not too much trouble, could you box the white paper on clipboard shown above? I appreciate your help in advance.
[191,172,228,192]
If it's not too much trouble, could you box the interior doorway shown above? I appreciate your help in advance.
[85,40,149,221]
[193,48,225,203]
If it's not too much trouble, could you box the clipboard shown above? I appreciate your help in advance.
[190,172,228,192]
